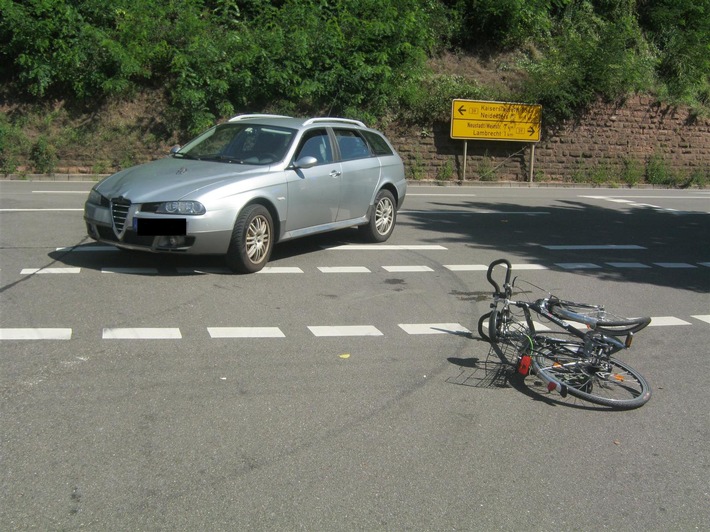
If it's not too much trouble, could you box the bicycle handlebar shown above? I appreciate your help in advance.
[486,258,512,296]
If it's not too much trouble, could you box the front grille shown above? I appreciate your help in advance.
[96,225,155,247]
[111,198,131,234]
[96,225,119,242]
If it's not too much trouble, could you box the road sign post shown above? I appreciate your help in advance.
[450,99,542,181]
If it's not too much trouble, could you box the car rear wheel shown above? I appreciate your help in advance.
[359,189,396,242]
[226,204,274,273]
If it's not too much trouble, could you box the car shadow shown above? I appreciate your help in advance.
[45,229,362,275]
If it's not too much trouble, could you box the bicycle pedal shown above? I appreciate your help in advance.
[517,355,532,376]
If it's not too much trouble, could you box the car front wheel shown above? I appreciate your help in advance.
[359,189,396,242]
[226,204,274,273]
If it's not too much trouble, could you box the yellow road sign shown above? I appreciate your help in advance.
[451,99,542,142]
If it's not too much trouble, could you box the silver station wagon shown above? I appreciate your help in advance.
[84,115,407,272]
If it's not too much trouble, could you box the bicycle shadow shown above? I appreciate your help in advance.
[447,334,613,411]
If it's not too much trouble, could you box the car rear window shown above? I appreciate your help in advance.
[361,130,394,156]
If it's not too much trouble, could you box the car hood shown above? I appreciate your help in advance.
[95,157,275,202]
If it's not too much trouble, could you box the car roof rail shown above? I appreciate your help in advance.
[302,117,367,128]
[228,114,293,122]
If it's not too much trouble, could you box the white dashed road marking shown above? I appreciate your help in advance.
[444,264,489,271]
[0,328,72,340]
[0,209,83,212]
[1,317,707,341]
[647,317,692,327]
[383,265,434,273]
[102,328,182,339]
[324,244,447,251]
[259,267,304,274]
[606,262,651,269]
[308,325,383,337]
[543,245,645,250]
[101,267,160,274]
[654,263,697,269]
[555,263,602,270]
[177,267,232,274]
[398,323,471,335]
[208,327,285,338]
[20,268,81,274]
[56,246,118,252]
[317,266,371,273]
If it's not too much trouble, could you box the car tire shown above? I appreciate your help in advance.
[359,189,396,243]
[226,204,274,273]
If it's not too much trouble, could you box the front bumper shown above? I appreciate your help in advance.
[84,202,232,254]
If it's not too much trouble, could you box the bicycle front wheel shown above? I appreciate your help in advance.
[532,343,651,409]
[477,309,522,343]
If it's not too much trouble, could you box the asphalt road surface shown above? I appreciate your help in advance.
[1,180,709,530]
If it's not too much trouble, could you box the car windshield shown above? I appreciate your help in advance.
[175,123,296,165]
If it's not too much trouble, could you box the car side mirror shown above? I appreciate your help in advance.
[293,156,318,169]
[170,145,181,155]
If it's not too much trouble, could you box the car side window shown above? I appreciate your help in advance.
[334,129,372,161]
[295,129,333,164]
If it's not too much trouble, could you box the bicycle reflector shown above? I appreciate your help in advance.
[546,380,568,398]
[518,355,532,376]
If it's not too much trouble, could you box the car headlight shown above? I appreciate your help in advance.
[155,201,206,215]
[88,189,103,204]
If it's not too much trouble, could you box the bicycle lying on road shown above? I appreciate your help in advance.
[478,259,652,409]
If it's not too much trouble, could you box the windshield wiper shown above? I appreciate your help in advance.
[172,152,198,160]
[215,155,245,164]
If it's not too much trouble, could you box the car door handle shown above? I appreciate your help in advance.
[329,170,341,178]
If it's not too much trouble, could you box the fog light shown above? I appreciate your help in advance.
[157,236,186,248]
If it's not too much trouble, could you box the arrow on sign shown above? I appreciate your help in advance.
[528,126,536,136]
[458,105,466,116]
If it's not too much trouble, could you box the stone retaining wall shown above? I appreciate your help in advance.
[9,96,709,182]
[385,96,710,182]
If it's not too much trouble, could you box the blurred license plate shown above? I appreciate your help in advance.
[135,218,186,236]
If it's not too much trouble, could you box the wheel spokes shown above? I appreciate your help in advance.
[375,198,393,234]
[246,215,270,263]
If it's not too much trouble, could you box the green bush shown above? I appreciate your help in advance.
[0,0,707,132]
[408,151,426,180]
[620,157,644,187]
[450,0,555,49]
[0,114,28,175]
[399,74,491,124]
[29,135,57,174]
[478,153,497,181]
[521,1,657,121]
[638,0,710,110]
[437,159,454,181]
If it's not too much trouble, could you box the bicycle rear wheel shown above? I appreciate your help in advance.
[532,342,651,409]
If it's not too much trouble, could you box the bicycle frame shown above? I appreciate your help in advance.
[486,259,628,357]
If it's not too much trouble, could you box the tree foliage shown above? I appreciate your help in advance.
[1,0,708,132]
